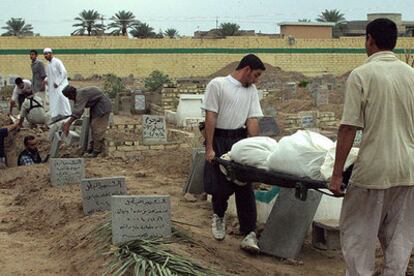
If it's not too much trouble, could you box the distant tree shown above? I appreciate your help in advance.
[218,22,240,37]
[107,10,139,36]
[298,19,311,23]
[144,70,172,91]
[155,29,164,39]
[72,9,105,36]
[164,28,179,38]
[130,23,156,38]
[1,18,33,36]
[316,9,345,23]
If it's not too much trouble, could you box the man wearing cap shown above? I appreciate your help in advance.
[43,48,71,120]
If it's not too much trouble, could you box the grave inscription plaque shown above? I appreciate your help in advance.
[111,195,171,245]
[81,176,127,215]
[50,158,85,187]
[142,115,167,144]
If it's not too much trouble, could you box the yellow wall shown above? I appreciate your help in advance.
[0,36,413,79]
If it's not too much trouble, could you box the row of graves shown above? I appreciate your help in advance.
[50,158,170,245]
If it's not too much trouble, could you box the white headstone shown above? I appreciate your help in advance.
[142,115,167,144]
[80,176,127,215]
[176,94,204,127]
[111,195,171,245]
[301,115,316,129]
[50,158,85,187]
[49,131,62,158]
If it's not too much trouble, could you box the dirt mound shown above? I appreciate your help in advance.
[209,61,306,90]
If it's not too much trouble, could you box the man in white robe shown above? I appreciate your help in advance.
[43,48,71,120]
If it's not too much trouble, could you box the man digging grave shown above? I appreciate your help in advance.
[62,85,112,158]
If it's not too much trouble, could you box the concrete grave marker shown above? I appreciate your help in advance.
[50,158,85,187]
[142,115,167,144]
[49,131,62,158]
[259,117,280,136]
[183,148,205,194]
[301,115,316,129]
[111,195,171,245]
[134,94,146,111]
[81,176,127,215]
[263,106,277,117]
[259,188,322,259]
[315,87,329,106]
[79,117,90,152]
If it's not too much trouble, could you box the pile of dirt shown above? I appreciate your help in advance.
[209,61,306,90]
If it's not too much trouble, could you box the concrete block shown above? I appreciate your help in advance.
[183,148,205,194]
[312,219,341,251]
[258,188,322,259]
[81,176,127,215]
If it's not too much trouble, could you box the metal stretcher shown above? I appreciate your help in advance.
[215,157,352,201]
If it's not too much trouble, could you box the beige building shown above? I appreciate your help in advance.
[278,22,335,39]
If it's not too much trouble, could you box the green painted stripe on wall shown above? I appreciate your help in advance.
[0,48,411,55]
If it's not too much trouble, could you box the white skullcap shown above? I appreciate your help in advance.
[43,48,53,53]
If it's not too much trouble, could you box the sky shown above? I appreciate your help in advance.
[0,0,413,36]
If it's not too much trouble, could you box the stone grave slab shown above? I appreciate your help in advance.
[315,88,329,106]
[259,117,280,136]
[183,148,205,194]
[142,115,167,144]
[50,158,85,187]
[259,188,322,259]
[263,106,277,117]
[111,195,171,245]
[134,94,146,111]
[79,117,90,152]
[81,176,127,215]
[49,131,62,158]
[301,115,316,129]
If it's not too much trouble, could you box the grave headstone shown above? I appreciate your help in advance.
[259,117,280,136]
[259,188,322,259]
[183,148,205,194]
[111,195,171,245]
[81,176,127,215]
[282,82,297,100]
[142,115,167,144]
[50,158,85,187]
[79,117,90,152]
[315,87,329,106]
[301,115,316,129]
[49,131,62,158]
[119,95,132,116]
[176,94,204,127]
[134,94,146,111]
[263,106,277,117]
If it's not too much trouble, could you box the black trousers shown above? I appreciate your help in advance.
[203,128,257,234]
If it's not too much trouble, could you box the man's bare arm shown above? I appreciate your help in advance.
[246,118,260,137]
[329,124,357,195]
[205,111,217,162]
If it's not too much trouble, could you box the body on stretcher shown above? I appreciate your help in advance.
[214,157,352,201]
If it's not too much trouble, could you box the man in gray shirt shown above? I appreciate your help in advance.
[30,50,46,107]
[62,85,112,157]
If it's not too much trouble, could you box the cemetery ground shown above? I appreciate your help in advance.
[1,115,414,275]
[1,65,414,275]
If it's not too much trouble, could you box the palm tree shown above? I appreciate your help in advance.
[72,9,105,36]
[1,18,33,36]
[107,10,139,36]
[218,22,240,37]
[164,28,179,38]
[130,23,156,38]
[316,9,345,23]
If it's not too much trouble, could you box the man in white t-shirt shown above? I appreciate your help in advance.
[9,78,32,114]
[202,54,264,253]
[329,18,414,275]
